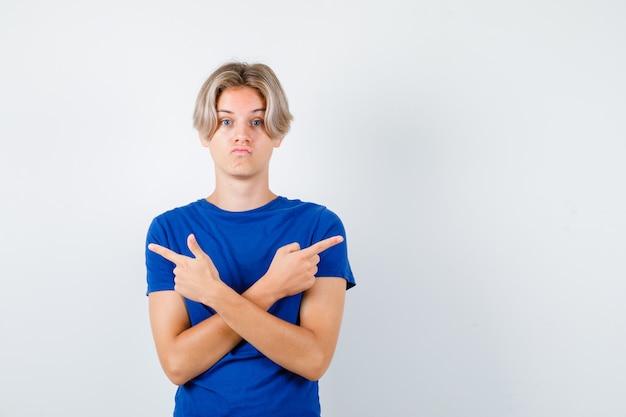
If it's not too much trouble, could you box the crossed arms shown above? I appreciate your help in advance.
[147,234,346,385]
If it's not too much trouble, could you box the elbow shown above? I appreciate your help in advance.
[302,370,325,382]
[167,372,189,387]
[161,356,191,386]
[301,363,329,382]
[300,350,332,382]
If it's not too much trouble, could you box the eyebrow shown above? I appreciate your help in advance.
[217,108,266,114]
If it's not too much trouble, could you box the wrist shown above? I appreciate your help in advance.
[200,279,229,309]
[245,275,279,310]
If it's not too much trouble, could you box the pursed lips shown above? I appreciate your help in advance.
[231,146,252,155]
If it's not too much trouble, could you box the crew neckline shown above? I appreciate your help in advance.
[197,196,286,214]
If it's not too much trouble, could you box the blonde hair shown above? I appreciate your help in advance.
[193,62,293,140]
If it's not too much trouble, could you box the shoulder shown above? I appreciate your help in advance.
[149,199,207,227]
[277,196,338,218]
[146,199,206,241]
[152,199,205,220]
[278,197,346,237]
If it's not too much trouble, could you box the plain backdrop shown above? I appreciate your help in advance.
[1,1,625,416]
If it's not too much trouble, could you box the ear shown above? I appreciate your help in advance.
[199,132,210,147]
[273,137,284,148]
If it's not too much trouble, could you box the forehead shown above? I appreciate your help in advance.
[217,86,265,110]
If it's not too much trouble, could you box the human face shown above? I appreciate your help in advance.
[201,87,283,181]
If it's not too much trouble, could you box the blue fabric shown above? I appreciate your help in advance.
[145,197,355,417]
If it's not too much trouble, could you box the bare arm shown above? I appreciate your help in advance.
[147,234,344,384]
[148,279,275,386]
[207,276,346,381]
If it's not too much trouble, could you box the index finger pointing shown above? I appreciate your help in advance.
[302,235,344,256]
[148,243,185,264]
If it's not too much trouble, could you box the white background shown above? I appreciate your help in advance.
[1,1,625,416]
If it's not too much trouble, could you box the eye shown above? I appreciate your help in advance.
[251,119,264,127]
[220,119,232,126]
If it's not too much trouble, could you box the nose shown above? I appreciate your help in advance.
[234,124,252,143]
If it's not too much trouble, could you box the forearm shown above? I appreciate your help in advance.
[155,281,276,385]
[207,284,329,381]
[149,234,346,383]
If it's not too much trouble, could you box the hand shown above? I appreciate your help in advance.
[262,235,344,300]
[148,234,221,305]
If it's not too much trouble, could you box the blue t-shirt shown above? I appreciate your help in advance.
[145,197,355,417]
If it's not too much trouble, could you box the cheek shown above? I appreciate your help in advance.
[206,142,223,160]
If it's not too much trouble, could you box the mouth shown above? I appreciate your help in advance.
[231,146,252,155]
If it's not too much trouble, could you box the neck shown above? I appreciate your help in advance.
[207,177,277,212]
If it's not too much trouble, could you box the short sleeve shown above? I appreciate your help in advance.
[312,208,356,289]
[145,217,176,294]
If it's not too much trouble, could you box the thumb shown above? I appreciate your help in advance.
[187,234,207,259]
[279,242,301,254]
